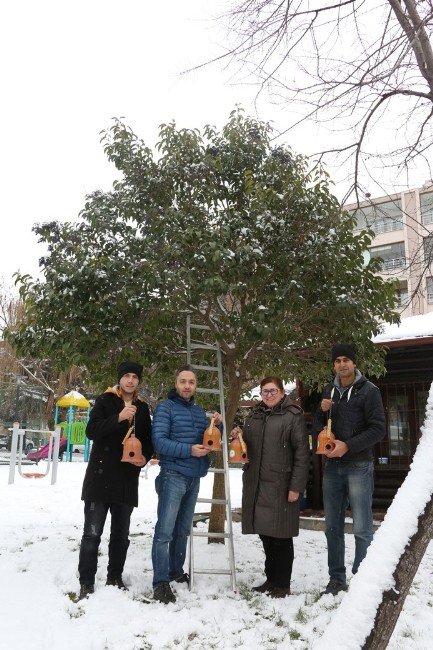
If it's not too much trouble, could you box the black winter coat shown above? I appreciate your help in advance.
[81,390,153,507]
[242,396,309,539]
[313,372,386,462]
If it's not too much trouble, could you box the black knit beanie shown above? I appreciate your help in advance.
[117,361,143,382]
[331,344,356,364]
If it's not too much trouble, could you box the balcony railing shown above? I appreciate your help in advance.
[375,256,406,271]
[372,220,403,234]
[355,219,403,234]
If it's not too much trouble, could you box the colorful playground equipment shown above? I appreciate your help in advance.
[26,437,68,462]
[8,422,62,485]
[55,391,91,462]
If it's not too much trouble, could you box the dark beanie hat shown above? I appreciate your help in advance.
[117,361,143,382]
[331,344,356,363]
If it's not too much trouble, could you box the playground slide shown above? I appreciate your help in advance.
[26,438,68,462]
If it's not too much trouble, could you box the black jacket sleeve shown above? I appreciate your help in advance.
[345,384,386,454]
[86,394,129,442]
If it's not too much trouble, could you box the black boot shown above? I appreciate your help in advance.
[269,586,291,598]
[321,579,348,596]
[252,579,274,593]
[78,584,94,600]
[106,576,129,591]
[173,573,189,585]
[153,582,176,604]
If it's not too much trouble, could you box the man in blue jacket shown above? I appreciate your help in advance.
[151,364,221,604]
[313,344,386,596]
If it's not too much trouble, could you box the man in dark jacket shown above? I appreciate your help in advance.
[151,364,221,604]
[314,344,386,596]
[77,361,153,600]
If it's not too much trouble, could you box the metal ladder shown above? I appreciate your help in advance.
[186,315,236,590]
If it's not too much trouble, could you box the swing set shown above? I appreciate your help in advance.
[8,422,62,485]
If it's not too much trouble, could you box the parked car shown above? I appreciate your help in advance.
[0,427,34,454]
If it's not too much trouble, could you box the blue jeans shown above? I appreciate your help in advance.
[323,460,374,583]
[151,468,200,587]
[78,501,134,585]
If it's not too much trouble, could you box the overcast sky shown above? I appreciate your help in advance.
[1,0,430,288]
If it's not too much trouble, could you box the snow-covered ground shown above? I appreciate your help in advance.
[1,463,433,650]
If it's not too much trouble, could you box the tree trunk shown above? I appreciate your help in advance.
[208,372,243,543]
[363,494,433,649]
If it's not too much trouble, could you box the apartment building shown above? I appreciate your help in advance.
[345,182,433,316]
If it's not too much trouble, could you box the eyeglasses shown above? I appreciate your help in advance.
[261,388,279,396]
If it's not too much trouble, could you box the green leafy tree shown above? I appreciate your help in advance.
[7,109,398,533]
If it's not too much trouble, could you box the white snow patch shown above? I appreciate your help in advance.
[374,312,433,343]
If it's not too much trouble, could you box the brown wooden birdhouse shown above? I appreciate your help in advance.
[229,432,248,463]
[316,421,336,454]
[202,418,222,451]
[121,432,145,464]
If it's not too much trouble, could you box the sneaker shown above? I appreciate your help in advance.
[106,577,129,591]
[252,579,274,593]
[78,584,94,600]
[321,580,348,596]
[173,573,189,585]
[153,582,176,604]
[269,586,291,599]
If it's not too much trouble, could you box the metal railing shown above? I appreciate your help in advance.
[354,219,403,234]
[380,257,406,270]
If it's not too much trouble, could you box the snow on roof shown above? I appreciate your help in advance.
[56,390,91,408]
[374,311,433,343]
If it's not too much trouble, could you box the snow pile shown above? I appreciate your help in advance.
[315,381,433,649]
[374,311,433,343]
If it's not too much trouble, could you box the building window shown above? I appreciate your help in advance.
[427,277,433,304]
[420,192,433,226]
[353,200,403,234]
[424,236,433,266]
[370,242,406,271]
[396,285,409,306]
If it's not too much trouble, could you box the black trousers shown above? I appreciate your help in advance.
[259,534,294,588]
[78,501,134,586]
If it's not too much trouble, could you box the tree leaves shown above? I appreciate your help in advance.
[6,109,399,397]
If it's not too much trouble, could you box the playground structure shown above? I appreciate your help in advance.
[8,422,61,485]
[55,391,91,462]
[26,437,68,462]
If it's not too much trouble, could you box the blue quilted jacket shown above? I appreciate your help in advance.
[152,389,210,477]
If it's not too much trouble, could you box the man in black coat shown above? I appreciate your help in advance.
[77,361,153,600]
[313,344,386,597]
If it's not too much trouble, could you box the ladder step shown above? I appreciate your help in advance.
[197,497,227,505]
[190,343,218,351]
[192,531,230,538]
[191,364,219,372]
[193,569,233,575]
[196,387,221,395]
[189,324,211,331]
[208,467,225,473]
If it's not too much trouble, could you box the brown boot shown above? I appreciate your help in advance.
[252,579,274,593]
[269,586,291,598]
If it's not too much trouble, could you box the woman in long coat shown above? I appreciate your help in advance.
[235,376,309,598]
